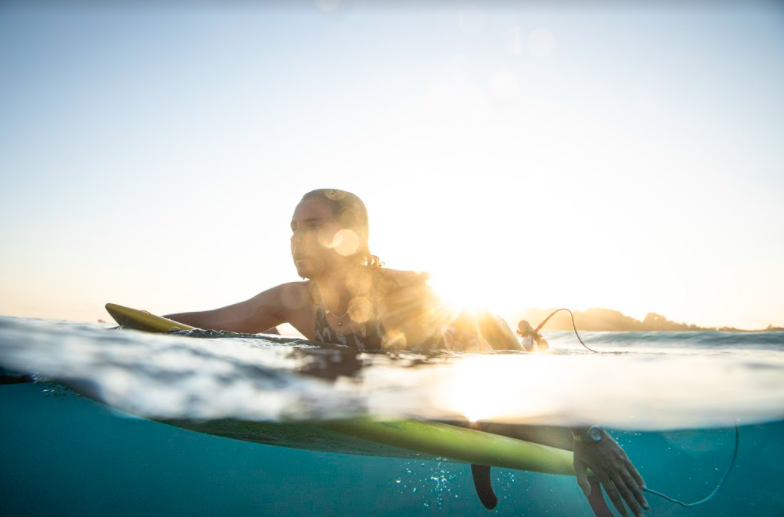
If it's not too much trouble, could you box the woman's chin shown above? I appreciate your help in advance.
[294,263,316,280]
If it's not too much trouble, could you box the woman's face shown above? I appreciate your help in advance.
[290,197,345,279]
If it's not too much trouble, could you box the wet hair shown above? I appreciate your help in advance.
[300,189,383,269]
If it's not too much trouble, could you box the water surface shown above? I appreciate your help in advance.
[2,317,784,516]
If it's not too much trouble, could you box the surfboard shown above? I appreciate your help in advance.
[105,303,576,475]
[106,303,195,333]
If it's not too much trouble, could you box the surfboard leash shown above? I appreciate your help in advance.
[531,308,741,509]
[533,307,599,353]
[639,421,740,507]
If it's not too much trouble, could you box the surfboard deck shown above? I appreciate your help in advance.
[106,302,575,475]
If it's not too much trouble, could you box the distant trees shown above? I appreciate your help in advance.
[641,312,703,331]
[642,313,666,329]
[517,308,736,332]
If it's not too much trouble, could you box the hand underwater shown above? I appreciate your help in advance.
[573,430,649,517]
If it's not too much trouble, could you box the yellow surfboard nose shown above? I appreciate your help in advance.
[105,303,195,332]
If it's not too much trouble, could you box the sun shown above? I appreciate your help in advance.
[427,273,494,317]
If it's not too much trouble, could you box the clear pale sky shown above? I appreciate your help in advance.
[1,1,782,330]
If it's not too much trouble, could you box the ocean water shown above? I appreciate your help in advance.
[1,316,784,516]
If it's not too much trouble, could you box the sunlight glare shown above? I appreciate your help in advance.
[428,274,492,316]
[442,356,554,423]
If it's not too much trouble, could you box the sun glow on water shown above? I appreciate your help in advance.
[440,356,557,423]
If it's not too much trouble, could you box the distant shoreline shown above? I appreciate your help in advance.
[516,308,784,333]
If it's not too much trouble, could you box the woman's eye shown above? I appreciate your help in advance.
[292,225,319,235]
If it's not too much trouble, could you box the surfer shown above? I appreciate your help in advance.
[165,188,649,516]
[166,188,516,352]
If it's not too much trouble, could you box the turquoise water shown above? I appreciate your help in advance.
[2,317,784,516]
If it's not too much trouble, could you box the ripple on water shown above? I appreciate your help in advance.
[1,316,784,429]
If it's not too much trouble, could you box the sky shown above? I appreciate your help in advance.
[0,1,782,330]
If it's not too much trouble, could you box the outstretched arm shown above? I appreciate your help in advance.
[440,311,523,351]
[164,283,298,334]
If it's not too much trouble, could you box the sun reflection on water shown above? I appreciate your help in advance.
[438,356,556,423]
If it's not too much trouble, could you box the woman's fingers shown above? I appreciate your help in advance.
[573,459,591,497]
[626,458,647,489]
[611,473,644,517]
[599,475,628,517]
[621,468,650,509]
[573,438,649,515]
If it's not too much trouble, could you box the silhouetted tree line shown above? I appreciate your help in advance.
[518,308,784,332]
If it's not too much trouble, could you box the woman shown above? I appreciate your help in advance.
[167,188,516,352]
[166,188,649,517]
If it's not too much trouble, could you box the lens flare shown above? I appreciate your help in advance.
[330,229,360,256]
[348,296,373,324]
[529,28,556,57]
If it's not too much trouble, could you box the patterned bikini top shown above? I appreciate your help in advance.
[311,272,446,352]
[314,302,387,350]
[314,303,448,352]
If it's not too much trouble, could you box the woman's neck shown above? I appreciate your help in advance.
[314,265,366,312]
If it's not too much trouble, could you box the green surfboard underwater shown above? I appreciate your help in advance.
[104,302,604,513]
[104,303,574,473]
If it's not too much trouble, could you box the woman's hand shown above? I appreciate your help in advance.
[573,430,649,517]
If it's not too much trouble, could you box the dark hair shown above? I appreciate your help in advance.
[300,189,383,268]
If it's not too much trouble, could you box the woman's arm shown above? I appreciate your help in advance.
[164,282,302,334]
[479,423,648,517]
[450,311,523,351]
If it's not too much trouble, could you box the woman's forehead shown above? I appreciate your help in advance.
[292,197,334,222]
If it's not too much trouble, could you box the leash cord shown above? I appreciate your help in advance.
[641,423,739,507]
[534,308,740,508]
[534,308,599,353]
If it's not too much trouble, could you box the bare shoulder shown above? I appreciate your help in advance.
[371,268,436,322]
[264,281,317,313]
[371,268,440,346]
[245,281,317,336]
[371,268,431,295]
